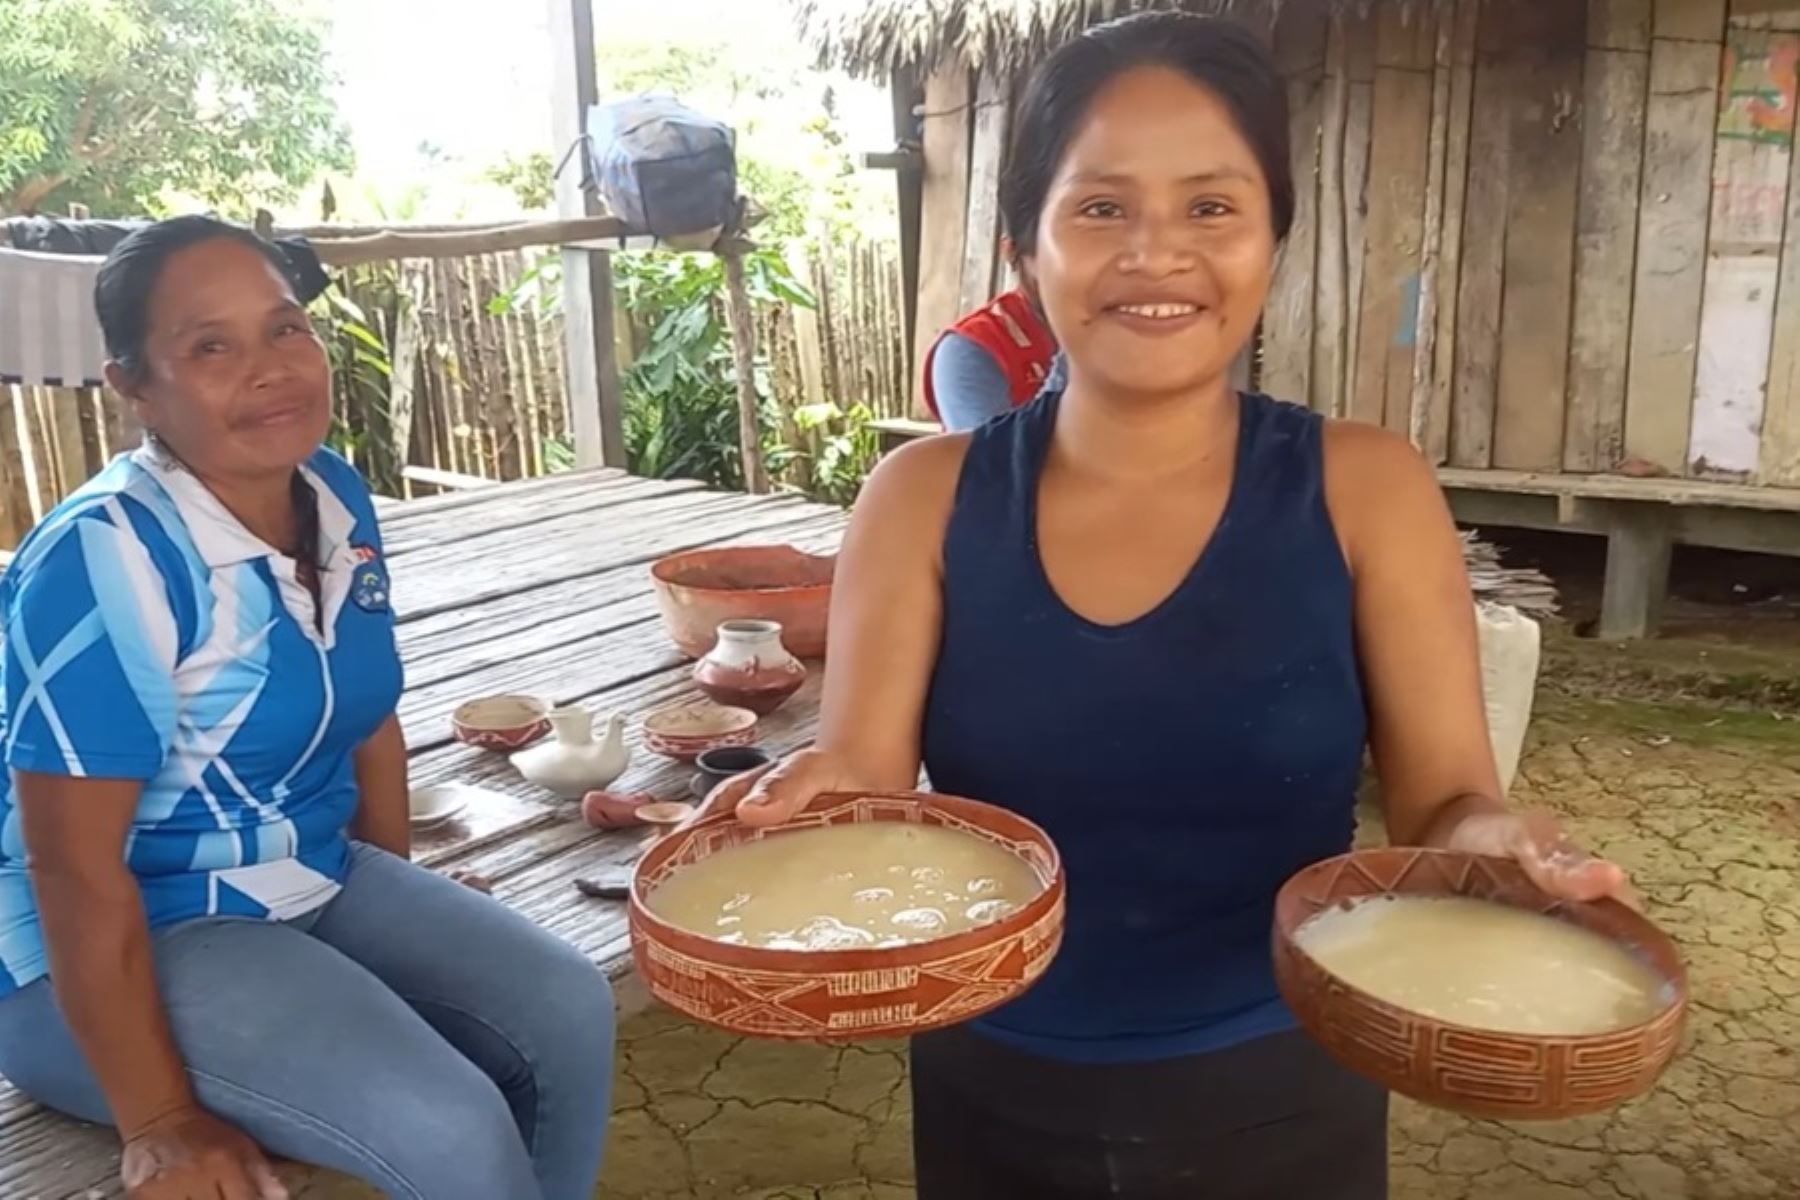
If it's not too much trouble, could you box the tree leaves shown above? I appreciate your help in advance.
[0,0,351,216]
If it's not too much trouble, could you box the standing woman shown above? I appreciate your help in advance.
[0,217,613,1200]
[703,14,1630,1199]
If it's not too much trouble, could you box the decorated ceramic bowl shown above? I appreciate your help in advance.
[642,702,759,762]
[630,791,1065,1041]
[650,545,834,660]
[1272,847,1687,1121]
[452,694,552,752]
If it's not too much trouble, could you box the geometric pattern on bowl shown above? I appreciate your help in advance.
[452,694,551,752]
[1272,847,1688,1121]
[641,702,759,762]
[630,790,1065,1042]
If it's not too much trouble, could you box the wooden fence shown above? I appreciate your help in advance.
[0,237,909,549]
[758,239,912,424]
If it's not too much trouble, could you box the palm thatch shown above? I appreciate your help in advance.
[790,0,1438,79]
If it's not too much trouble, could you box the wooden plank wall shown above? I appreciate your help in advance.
[1220,0,1800,492]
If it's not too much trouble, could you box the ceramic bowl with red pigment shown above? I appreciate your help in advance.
[650,545,834,660]
[452,694,552,752]
[1273,847,1687,1121]
[642,702,759,762]
[630,791,1066,1041]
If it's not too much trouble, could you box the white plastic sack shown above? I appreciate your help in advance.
[1477,602,1541,795]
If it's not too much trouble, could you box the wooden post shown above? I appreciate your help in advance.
[912,66,974,415]
[721,245,769,494]
[1599,505,1675,639]
[892,64,924,366]
[547,0,626,469]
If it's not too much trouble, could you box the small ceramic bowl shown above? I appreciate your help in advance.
[642,702,759,762]
[408,784,472,830]
[1272,847,1687,1121]
[453,694,551,752]
[690,745,775,798]
[630,790,1066,1041]
[636,801,697,827]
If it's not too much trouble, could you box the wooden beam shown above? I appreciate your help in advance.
[307,217,630,266]
[911,66,974,416]
[1599,506,1675,638]
[548,0,626,470]
[958,69,1009,315]
[859,149,923,172]
[720,247,769,494]
[892,65,925,373]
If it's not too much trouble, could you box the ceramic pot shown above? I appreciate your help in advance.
[1272,848,1687,1121]
[651,546,834,659]
[692,620,806,716]
[630,790,1066,1041]
[510,706,631,800]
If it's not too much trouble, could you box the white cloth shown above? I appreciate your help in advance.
[0,246,106,388]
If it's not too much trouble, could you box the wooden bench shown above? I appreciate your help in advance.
[1438,469,1800,639]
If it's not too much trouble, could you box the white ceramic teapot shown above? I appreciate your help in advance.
[510,706,630,800]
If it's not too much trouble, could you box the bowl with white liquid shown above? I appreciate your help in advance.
[629,791,1065,1041]
[1272,847,1687,1120]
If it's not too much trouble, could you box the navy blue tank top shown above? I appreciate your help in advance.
[922,391,1367,1063]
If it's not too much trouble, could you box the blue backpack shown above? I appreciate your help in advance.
[588,95,738,241]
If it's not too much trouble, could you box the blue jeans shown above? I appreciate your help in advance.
[0,844,615,1200]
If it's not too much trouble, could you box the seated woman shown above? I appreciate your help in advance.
[702,14,1631,1200]
[0,217,613,1200]
[924,277,1066,431]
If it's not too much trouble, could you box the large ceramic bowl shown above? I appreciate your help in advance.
[1273,847,1687,1121]
[630,791,1065,1041]
[650,545,834,659]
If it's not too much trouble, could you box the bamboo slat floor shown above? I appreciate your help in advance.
[0,468,849,1197]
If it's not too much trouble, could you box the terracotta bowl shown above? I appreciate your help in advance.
[630,791,1066,1041]
[650,545,834,660]
[1273,847,1687,1121]
[452,694,551,752]
[642,702,759,762]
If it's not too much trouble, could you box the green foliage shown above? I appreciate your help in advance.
[611,248,815,490]
[0,0,351,216]
[312,280,401,494]
[483,151,555,213]
[785,401,879,507]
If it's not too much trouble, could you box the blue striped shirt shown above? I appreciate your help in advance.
[0,444,402,996]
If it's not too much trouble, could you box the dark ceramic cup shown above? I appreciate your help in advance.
[690,745,775,798]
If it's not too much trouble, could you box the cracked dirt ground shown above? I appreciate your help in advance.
[297,674,1800,1200]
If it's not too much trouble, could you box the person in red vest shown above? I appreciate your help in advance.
[924,282,1067,430]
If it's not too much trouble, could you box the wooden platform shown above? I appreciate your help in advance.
[0,468,848,1197]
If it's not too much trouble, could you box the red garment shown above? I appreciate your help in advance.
[922,290,1059,420]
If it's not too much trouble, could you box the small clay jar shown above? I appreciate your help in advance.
[693,620,806,716]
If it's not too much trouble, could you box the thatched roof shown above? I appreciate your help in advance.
[790,0,1412,79]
